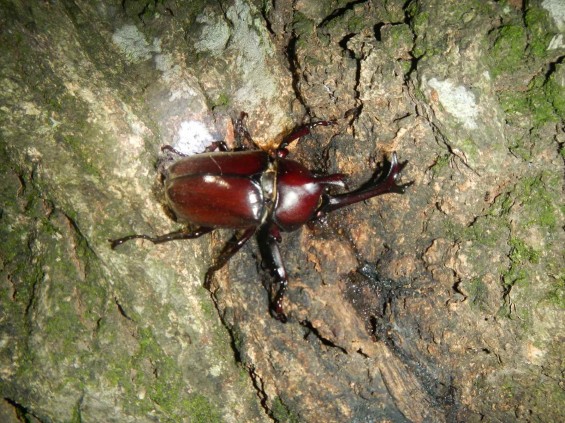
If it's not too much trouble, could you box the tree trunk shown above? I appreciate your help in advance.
[1,1,563,422]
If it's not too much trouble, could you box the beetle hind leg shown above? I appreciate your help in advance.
[109,226,213,249]
[204,227,256,290]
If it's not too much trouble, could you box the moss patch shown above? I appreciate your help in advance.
[271,396,300,423]
[104,326,221,421]
[489,25,527,78]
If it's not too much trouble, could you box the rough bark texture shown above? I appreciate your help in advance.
[1,1,563,422]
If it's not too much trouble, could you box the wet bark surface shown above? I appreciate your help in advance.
[1,1,563,422]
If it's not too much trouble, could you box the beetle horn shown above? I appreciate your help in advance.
[315,173,347,188]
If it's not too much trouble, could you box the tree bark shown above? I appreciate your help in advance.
[1,1,563,422]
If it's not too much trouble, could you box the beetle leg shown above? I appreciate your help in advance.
[204,140,229,152]
[317,153,413,215]
[109,226,213,249]
[234,112,261,150]
[161,145,188,157]
[258,226,288,323]
[204,227,256,290]
[277,119,337,152]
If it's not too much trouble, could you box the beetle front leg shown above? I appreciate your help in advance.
[204,140,229,152]
[234,112,261,150]
[277,120,337,153]
[161,145,188,157]
[204,227,256,290]
[109,226,213,249]
[258,226,288,323]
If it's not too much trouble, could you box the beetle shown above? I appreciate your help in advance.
[110,114,411,322]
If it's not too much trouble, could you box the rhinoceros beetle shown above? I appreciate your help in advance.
[110,113,411,322]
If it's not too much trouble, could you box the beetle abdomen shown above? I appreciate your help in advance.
[166,174,264,228]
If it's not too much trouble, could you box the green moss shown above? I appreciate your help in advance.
[405,1,426,31]
[179,394,222,423]
[429,154,450,175]
[508,238,540,265]
[544,274,565,309]
[43,300,85,351]
[1,219,30,266]
[406,5,429,58]
[59,134,101,177]
[467,277,489,310]
[71,400,83,423]
[531,379,565,420]
[492,191,514,218]
[292,12,314,38]
[383,23,414,69]
[528,75,563,126]
[461,215,509,248]
[490,6,562,129]
[389,23,413,44]
[105,326,221,421]
[502,237,539,289]
[382,0,405,22]
[499,68,565,127]
[506,133,534,162]
[304,55,325,68]
[488,174,556,283]
[211,319,236,363]
[212,92,230,108]
[516,174,558,230]
[123,0,171,21]
[499,90,529,117]
[489,25,526,78]
[482,172,557,230]
[440,168,560,320]
[500,379,515,399]
[494,370,565,420]
[229,324,245,360]
[347,15,365,32]
[105,359,135,395]
[459,138,480,162]
[399,60,413,75]
[413,10,429,32]
[271,397,300,423]
[199,294,217,320]
[544,64,565,117]
[524,5,553,58]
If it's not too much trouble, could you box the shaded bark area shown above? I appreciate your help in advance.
[1,1,563,422]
